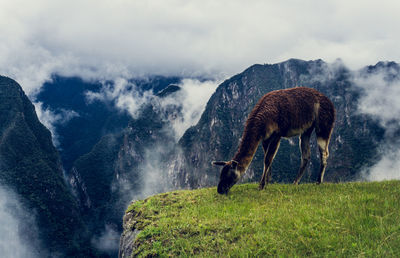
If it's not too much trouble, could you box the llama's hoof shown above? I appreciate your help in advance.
[258,184,265,190]
[293,181,299,185]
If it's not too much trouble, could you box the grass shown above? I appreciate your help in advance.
[125,181,400,257]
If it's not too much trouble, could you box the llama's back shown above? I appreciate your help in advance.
[249,87,335,137]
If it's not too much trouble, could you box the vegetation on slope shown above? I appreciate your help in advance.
[0,76,94,256]
[124,181,400,257]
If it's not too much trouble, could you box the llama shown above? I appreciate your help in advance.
[212,87,335,194]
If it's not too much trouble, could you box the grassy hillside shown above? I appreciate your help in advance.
[125,181,400,257]
[122,181,400,257]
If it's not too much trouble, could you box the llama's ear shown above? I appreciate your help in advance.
[212,161,227,166]
[231,160,238,169]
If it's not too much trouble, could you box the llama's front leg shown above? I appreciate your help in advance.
[259,136,281,190]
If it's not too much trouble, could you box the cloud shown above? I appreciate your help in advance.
[354,64,400,181]
[34,102,79,146]
[1,0,400,96]
[355,67,400,127]
[362,149,400,181]
[0,186,44,258]
[159,79,219,139]
[91,224,120,255]
[85,77,219,138]
[85,78,154,119]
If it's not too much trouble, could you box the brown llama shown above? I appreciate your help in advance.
[212,87,335,194]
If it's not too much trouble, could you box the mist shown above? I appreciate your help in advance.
[0,186,45,258]
[91,225,120,255]
[354,63,400,181]
[34,101,79,147]
[111,78,219,197]
[89,77,218,253]
[85,77,219,136]
[159,79,220,139]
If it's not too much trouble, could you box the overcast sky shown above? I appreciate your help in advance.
[1,0,400,95]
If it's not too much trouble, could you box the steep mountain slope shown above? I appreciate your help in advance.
[36,75,181,171]
[171,59,385,188]
[69,88,182,255]
[0,76,94,256]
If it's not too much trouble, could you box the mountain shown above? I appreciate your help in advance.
[0,76,95,256]
[170,59,386,188]
[36,75,182,171]
[69,86,182,255]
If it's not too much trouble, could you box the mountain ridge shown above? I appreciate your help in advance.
[0,76,96,256]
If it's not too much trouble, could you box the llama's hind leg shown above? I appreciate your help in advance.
[259,136,281,190]
[293,128,313,185]
[317,136,330,184]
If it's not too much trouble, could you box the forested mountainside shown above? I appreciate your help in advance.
[0,76,95,256]
[36,76,181,171]
[69,92,179,255]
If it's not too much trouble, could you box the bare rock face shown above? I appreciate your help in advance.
[168,59,386,188]
[118,206,142,258]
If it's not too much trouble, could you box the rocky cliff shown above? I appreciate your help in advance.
[170,59,385,188]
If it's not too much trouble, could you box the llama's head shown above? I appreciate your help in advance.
[212,160,240,194]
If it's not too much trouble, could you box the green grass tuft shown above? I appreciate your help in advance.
[125,181,400,257]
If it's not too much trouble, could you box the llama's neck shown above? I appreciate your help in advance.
[233,127,262,175]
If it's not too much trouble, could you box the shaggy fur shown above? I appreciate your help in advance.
[214,87,335,194]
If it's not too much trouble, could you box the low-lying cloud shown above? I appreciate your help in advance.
[34,102,79,146]
[91,224,120,255]
[159,79,219,139]
[0,186,44,258]
[85,78,153,119]
[354,64,400,181]
[85,77,219,138]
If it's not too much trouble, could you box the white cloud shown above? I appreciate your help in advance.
[362,150,400,181]
[85,77,219,139]
[85,78,154,118]
[1,0,400,96]
[160,79,219,139]
[354,65,400,181]
[91,224,120,254]
[0,186,43,258]
[34,102,79,146]
[355,69,400,127]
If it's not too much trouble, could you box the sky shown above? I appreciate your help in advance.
[1,0,400,96]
